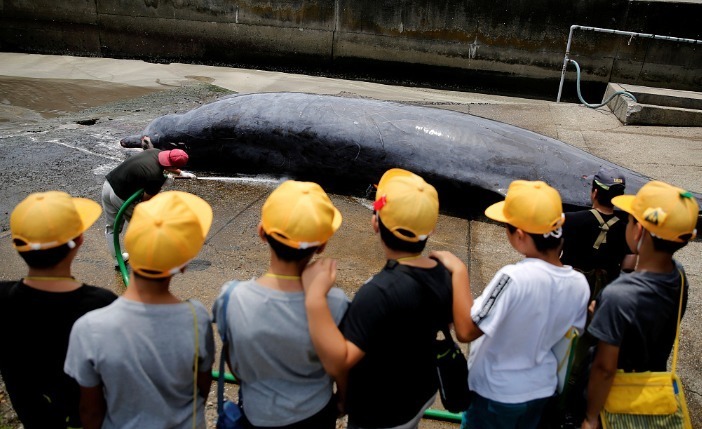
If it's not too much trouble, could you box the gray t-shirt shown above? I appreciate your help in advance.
[213,279,349,427]
[64,297,214,429]
[588,263,688,372]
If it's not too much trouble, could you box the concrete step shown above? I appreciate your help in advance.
[604,83,702,126]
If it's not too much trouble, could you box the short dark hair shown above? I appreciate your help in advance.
[506,224,563,252]
[16,242,73,268]
[264,233,319,262]
[592,182,625,208]
[629,217,688,255]
[377,215,428,254]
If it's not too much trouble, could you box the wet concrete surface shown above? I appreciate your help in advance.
[1,54,701,428]
[0,76,163,119]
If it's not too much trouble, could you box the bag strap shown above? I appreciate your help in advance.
[439,326,455,347]
[671,270,685,373]
[186,300,199,429]
[217,281,238,415]
[590,209,619,250]
[556,327,579,375]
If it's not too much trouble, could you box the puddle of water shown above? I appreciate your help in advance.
[0,76,162,120]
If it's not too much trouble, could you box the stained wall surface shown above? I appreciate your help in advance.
[1,0,700,92]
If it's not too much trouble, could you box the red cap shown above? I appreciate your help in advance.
[158,149,189,168]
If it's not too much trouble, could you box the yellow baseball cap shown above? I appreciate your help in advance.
[485,180,565,234]
[11,191,102,252]
[612,181,698,243]
[373,168,439,242]
[125,191,213,278]
[261,180,342,249]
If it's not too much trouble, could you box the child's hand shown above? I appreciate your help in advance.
[429,250,468,275]
[581,416,600,429]
[588,300,597,316]
[302,258,337,297]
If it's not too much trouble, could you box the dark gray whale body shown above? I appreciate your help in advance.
[121,92,701,212]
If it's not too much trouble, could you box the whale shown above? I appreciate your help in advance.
[120,92,702,213]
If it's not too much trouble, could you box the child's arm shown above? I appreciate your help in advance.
[302,258,364,379]
[582,341,619,429]
[78,385,106,429]
[430,250,483,343]
[333,370,350,416]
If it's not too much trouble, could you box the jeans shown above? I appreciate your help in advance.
[461,393,550,429]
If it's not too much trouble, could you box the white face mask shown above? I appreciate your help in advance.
[636,229,646,254]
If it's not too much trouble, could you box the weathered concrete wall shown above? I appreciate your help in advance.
[1,0,700,93]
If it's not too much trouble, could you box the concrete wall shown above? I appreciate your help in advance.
[1,0,700,94]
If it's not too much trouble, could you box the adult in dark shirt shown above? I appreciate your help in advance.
[101,148,194,267]
[582,181,698,429]
[0,191,117,429]
[303,169,454,429]
[562,169,640,425]
[561,167,633,299]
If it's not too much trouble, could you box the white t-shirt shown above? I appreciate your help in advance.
[468,258,589,403]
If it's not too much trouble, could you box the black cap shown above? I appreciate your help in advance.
[593,166,626,191]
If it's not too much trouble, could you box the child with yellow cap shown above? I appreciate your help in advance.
[433,180,590,429]
[303,168,454,429]
[582,181,699,429]
[64,191,215,429]
[212,180,349,429]
[1,191,117,429]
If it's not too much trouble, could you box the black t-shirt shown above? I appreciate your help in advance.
[588,264,688,372]
[341,260,453,428]
[105,149,167,200]
[0,281,118,429]
[561,209,629,276]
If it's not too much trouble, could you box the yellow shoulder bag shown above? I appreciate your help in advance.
[600,271,692,429]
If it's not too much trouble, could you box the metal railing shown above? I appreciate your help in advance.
[556,25,702,103]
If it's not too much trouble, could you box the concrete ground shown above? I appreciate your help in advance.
[0,53,700,428]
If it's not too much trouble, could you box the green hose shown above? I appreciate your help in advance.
[114,189,144,286]
[569,59,637,109]
[424,408,463,423]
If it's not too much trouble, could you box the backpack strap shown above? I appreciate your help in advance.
[216,281,239,415]
[590,209,619,250]
[671,270,685,373]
